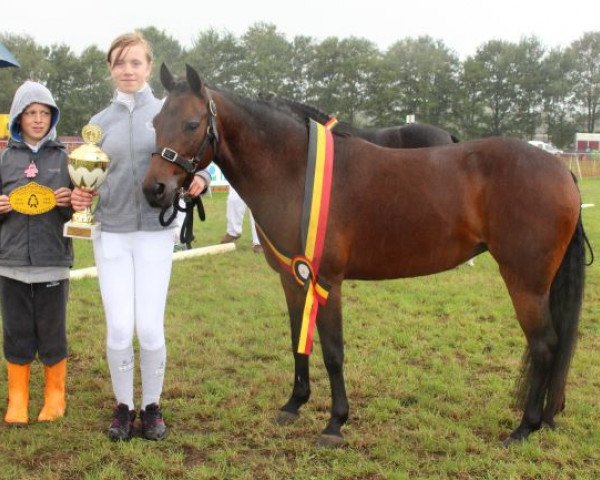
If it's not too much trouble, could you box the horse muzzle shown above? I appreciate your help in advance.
[142,178,177,209]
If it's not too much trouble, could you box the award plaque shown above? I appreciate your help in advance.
[9,182,57,215]
[63,124,110,239]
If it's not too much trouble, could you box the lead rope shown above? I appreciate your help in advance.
[178,195,205,248]
[159,191,206,249]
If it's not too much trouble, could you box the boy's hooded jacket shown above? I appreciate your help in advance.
[0,81,73,267]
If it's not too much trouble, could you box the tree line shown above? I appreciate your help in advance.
[1,24,598,148]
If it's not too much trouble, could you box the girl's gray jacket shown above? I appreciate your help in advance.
[0,140,73,267]
[90,88,210,233]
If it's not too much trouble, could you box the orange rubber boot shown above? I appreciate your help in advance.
[5,362,31,425]
[37,359,67,421]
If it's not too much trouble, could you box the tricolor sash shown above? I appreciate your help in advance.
[256,118,335,355]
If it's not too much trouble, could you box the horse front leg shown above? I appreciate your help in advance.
[275,274,311,425]
[315,285,348,447]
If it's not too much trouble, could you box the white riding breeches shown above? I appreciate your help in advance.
[93,230,175,351]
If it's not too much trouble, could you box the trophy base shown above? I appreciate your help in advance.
[64,221,101,239]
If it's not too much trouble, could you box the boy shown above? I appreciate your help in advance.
[0,81,73,425]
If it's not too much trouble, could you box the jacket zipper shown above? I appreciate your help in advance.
[129,111,142,229]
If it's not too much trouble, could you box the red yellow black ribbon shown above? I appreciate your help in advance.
[324,117,338,130]
[256,118,335,355]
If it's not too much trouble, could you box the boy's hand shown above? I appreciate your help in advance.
[0,194,11,214]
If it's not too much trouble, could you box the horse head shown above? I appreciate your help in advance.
[142,63,218,209]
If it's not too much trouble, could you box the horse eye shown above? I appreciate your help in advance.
[186,121,200,131]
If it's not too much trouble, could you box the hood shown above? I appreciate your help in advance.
[9,81,60,143]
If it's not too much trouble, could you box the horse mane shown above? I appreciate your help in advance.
[257,92,355,137]
[168,78,308,132]
[168,72,459,144]
[257,94,462,144]
[257,92,332,123]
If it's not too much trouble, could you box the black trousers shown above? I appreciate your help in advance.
[0,276,68,365]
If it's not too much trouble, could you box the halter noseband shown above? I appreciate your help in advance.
[154,90,219,174]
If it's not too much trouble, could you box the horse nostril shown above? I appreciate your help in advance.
[153,183,165,198]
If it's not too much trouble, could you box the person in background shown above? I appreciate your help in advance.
[220,186,262,253]
[0,81,73,425]
[71,32,210,441]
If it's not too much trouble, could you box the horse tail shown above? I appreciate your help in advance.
[544,212,586,417]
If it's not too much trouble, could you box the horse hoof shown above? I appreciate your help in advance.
[542,418,556,429]
[316,434,346,448]
[501,436,522,448]
[274,410,299,425]
[501,430,529,448]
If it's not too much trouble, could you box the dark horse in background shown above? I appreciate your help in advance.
[143,64,586,447]
[258,92,460,147]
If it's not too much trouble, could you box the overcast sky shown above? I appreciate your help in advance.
[2,0,597,59]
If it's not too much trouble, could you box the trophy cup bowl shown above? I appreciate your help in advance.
[63,124,110,239]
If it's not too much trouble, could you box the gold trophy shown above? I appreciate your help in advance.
[63,124,110,239]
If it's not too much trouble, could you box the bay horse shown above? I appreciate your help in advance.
[258,92,460,147]
[143,64,586,447]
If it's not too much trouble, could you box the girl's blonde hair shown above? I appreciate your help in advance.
[107,32,153,66]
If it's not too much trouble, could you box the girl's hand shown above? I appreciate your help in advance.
[186,175,207,198]
[71,187,96,211]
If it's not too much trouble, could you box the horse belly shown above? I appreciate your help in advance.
[341,218,474,280]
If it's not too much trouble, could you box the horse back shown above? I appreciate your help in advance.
[354,123,456,148]
[323,136,580,281]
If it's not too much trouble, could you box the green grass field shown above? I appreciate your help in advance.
[0,179,598,480]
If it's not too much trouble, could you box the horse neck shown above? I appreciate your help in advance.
[211,90,308,228]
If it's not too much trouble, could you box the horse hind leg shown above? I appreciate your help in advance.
[507,297,557,445]
[503,218,585,445]
[542,217,585,425]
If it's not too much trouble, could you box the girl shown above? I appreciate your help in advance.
[71,32,210,441]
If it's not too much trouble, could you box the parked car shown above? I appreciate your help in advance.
[528,140,563,155]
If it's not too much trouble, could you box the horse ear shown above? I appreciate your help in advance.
[160,63,175,92]
[185,64,204,95]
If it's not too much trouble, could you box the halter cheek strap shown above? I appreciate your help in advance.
[154,92,219,174]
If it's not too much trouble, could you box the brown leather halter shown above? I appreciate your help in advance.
[153,91,219,174]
